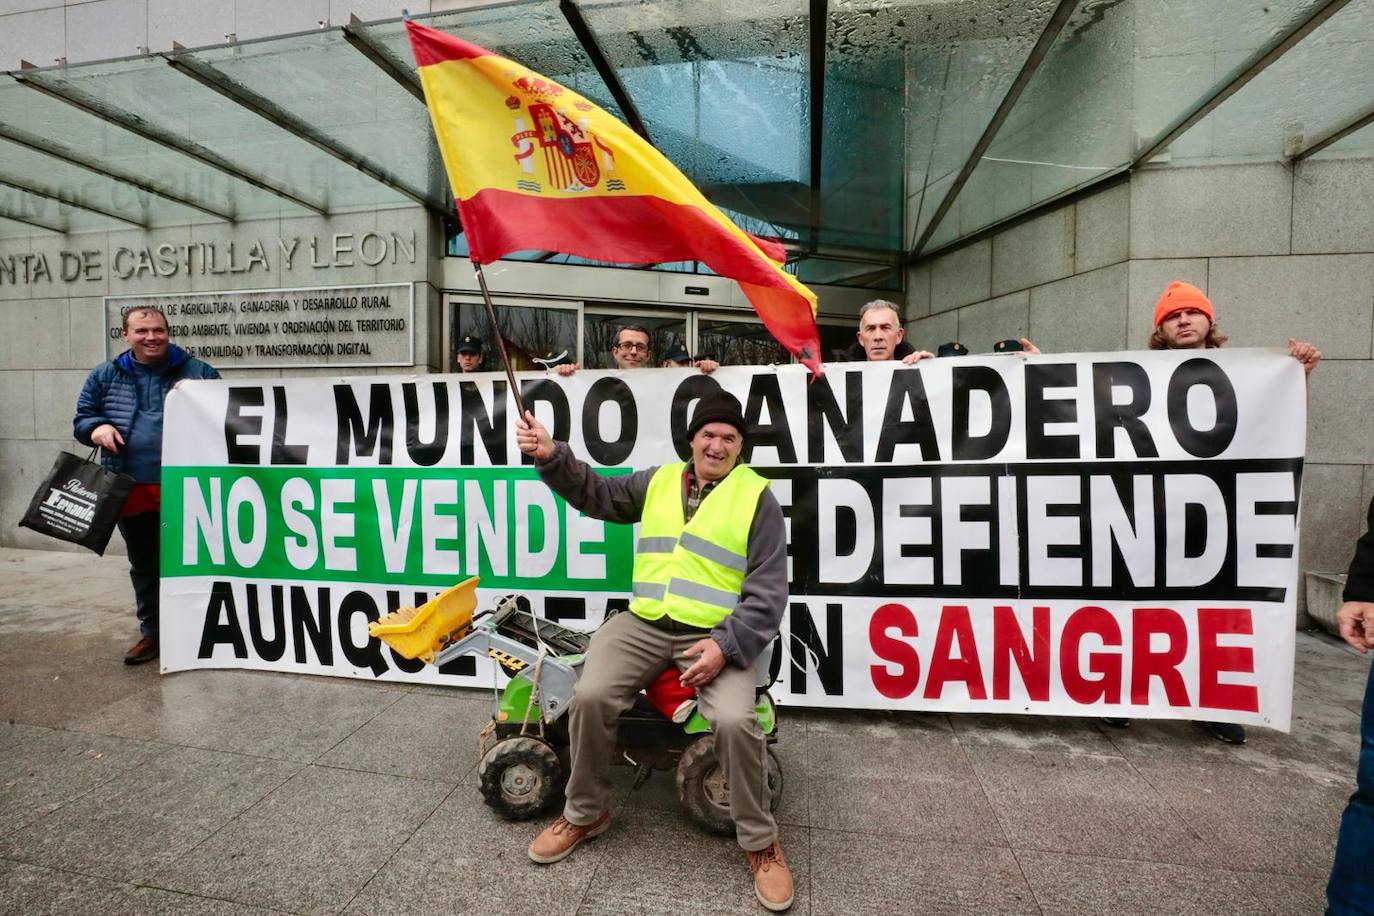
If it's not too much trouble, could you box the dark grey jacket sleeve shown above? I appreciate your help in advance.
[711,489,788,670]
[534,441,656,523]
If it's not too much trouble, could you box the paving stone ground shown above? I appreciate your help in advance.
[0,546,1367,915]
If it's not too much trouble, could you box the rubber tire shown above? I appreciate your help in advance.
[478,736,564,820]
[675,734,784,836]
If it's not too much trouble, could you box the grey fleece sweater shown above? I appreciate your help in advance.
[535,441,788,668]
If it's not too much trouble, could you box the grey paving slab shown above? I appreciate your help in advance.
[0,569,139,613]
[0,646,155,728]
[317,689,492,783]
[0,724,170,835]
[0,602,143,661]
[1294,669,1369,721]
[110,886,293,915]
[70,669,408,763]
[1092,715,1241,757]
[967,747,1211,866]
[577,808,810,916]
[343,780,600,916]
[0,867,289,916]
[1098,700,1360,783]
[1018,849,1257,916]
[949,713,1123,756]
[0,745,300,883]
[800,706,950,738]
[151,764,450,916]
[809,829,1036,916]
[806,724,1006,846]
[1277,681,1363,776]
[0,547,99,572]
[0,857,144,915]
[0,720,36,752]
[1130,756,1350,877]
[1241,870,1329,916]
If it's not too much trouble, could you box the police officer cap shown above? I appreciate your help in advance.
[456,335,483,354]
[687,390,747,441]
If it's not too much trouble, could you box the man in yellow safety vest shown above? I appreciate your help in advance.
[515,390,793,912]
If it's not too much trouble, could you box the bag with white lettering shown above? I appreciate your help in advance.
[18,449,135,554]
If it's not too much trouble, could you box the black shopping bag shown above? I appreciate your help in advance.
[18,450,135,555]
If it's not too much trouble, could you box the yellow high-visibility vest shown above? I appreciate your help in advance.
[630,461,770,629]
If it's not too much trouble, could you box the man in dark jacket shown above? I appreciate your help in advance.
[515,390,794,912]
[1326,494,1374,915]
[73,307,220,664]
[839,299,933,364]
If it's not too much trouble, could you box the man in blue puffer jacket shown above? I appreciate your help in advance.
[73,306,220,664]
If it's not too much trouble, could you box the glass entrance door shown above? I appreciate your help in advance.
[449,296,580,372]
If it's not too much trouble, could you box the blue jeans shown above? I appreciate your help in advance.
[117,512,160,638]
[1327,662,1374,915]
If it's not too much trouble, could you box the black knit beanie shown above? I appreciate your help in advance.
[686,390,747,441]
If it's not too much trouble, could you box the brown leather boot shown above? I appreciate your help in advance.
[527,811,610,864]
[746,841,794,912]
[123,635,158,665]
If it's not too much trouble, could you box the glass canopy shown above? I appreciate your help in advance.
[1,0,1371,276]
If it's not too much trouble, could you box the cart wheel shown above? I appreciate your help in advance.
[477,720,498,760]
[478,736,564,820]
[675,734,783,836]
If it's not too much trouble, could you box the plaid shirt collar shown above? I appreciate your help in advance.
[681,461,722,523]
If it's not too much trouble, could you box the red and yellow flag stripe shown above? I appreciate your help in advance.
[405,20,823,374]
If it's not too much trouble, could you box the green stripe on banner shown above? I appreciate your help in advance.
[160,465,634,590]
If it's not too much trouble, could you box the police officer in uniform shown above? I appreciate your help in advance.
[454,334,484,372]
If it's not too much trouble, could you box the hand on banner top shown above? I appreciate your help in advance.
[1336,602,1374,654]
[516,409,555,461]
[1287,338,1322,376]
[403,20,823,375]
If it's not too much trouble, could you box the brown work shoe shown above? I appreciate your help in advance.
[746,841,794,912]
[123,635,158,665]
[527,811,609,864]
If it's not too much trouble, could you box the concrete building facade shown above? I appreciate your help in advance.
[1,0,1372,621]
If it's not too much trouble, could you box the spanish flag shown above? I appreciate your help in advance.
[405,20,823,375]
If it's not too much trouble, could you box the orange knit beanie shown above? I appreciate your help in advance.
[1153,281,1214,328]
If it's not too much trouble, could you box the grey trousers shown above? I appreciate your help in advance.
[562,611,777,851]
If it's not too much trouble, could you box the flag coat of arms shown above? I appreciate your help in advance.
[405,19,823,374]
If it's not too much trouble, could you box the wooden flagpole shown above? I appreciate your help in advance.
[470,258,528,419]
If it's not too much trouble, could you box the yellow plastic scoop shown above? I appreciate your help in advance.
[369,576,479,664]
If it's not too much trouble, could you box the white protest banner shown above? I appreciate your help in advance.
[161,349,1306,729]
